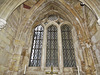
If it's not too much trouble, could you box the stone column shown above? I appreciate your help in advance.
[41,27,47,71]
[58,26,63,74]
[80,40,96,75]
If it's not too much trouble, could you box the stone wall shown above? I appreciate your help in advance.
[91,23,100,75]
[0,0,100,75]
[85,6,100,75]
[0,5,23,75]
[0,17,16,75]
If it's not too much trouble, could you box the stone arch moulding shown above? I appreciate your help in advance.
[7,0,86,41]
[27,1,89,46]
[79,0,100,25]
[29,2,80,32]
[0,0,27,29]
[60,21,73,28]
[45,21,58,29]
[3,0,82,38]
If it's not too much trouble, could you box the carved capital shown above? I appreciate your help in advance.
[0,18,6,29]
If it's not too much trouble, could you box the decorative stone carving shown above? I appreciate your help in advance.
[0,18,6,29]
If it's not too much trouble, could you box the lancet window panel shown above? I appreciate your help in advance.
[29,25,44,67]
[61,25,76,67]
[46,25,58,67]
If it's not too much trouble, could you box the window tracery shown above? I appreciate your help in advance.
[29,15,76,68]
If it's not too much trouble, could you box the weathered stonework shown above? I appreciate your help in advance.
[0,0,100,75]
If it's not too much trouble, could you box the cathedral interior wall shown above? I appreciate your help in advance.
[0,0,100,75]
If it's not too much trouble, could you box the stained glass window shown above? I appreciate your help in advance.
[29,25,44,67]
[61,25,76,67]
[46,25,58,67]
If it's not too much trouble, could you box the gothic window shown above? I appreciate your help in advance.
[29,25,44,67]
[61,25,76,67]
[46,25,58,67]
[29,16,76,68]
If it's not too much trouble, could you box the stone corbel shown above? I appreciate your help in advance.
[97,18,100,25]
[0,18,6,30]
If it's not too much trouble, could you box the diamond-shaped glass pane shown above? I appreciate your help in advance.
[29,25,43,67]
[46,25,58,67]
[61,25,76,67]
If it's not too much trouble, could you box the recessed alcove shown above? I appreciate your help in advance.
[0,0,100,75]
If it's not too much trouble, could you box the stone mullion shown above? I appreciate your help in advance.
[41,27,47,71]
[58,26,63,74]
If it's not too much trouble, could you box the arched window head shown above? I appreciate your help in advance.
[61,25,76,67]
[29,25,44,67]
[29,21,76,68]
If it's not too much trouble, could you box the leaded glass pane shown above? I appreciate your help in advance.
[48,15,58,21]
[46,25,58,67]
[29,25,43,67]
[61,25,76,67]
